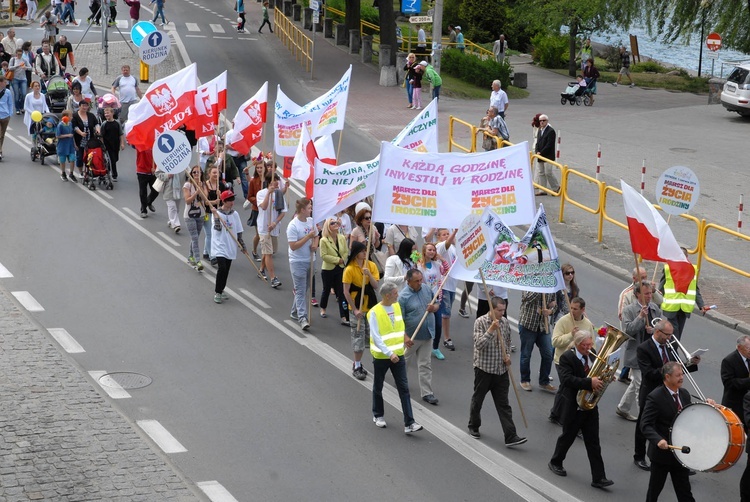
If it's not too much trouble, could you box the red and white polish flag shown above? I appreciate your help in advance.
[227,81,268,156]
[291,127,336,198]
[621,180,695,293]
[192,71,228,138]
[125,63,198,151]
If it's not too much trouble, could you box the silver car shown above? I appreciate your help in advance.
[721,64,750,117]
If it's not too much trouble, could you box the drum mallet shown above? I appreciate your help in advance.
[667,445,691,454]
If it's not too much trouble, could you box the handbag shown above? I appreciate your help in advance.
[188,204,201,218]
[4,70,13,80]
[152,177,165,192]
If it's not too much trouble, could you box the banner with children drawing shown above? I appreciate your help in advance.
[451,204,566,293]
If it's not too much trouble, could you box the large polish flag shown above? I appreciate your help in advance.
[192,71,228,138]
[228,82,268,156]
[621,180,694,293]
[125,63,198,151]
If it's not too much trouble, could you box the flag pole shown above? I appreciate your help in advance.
[408,259,457,340]
[479,269,527,428]
[356,223,375,332]
[634,253,642,292]
[336,129,345,162]
[650,215,671,285]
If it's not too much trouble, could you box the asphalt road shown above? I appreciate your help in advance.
[2,1,748,501]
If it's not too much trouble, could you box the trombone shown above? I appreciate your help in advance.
[652,317,707,402]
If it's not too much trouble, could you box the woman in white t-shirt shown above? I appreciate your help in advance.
[73,67,97,104]
[417,242,450,360]
[286,198,317,330]
[383,238,416,290]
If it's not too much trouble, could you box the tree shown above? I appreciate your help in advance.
[378,0,397,65]
[515,0,635,76]
[458,0,508,42]
[640,0,750,53]
[345,0,361,33]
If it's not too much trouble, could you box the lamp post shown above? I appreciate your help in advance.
[697,0,712,77]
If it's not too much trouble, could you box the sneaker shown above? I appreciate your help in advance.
[443,339,455,351]
[539,383,558,393]
[404,422,423,434]
[196,260,204,271]
[458,308,469,318]
[69,173,77,183]
[510,344,517,352]
[210,258,218,267]
[611,82,618,86]
[140,211,148,218]
[311,298,319,307]
[520,382,532,391]
[505,436,527,447]
[432,348,445,360]
[252,251,260,261]
[468,427,481,439]
[187,256,196,266]
[174,226,181,234]
[213,293,222,304]
[270,277,281,288]
[61,172,68,181]
[290,311,298,320]
[221,292,229,300]
[299,318,310,330]
[415,106,422,110]
[373,416,387,428]
[258,269,268,280]
[629,83,635,88]
[352,365,366,381]
[616,407,638,422]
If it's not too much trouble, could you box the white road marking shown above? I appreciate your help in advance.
[137,420,188,453]
[186,22,200,31]
[209,24,225,33]
[89,370,132,399]
[214,36,233,40]
[0,261,13,278]
[122,207,144,220]
[11,291,44,312]
[99,191,113,199]
[48,328,85,353]
[197,481,239,502]
[283,319,307,335]
[157,231,181,247]
[186,35,207,38]
[238,38,259,41]
[238,288,271,309]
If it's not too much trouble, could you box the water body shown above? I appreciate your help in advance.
[592,25,750,77]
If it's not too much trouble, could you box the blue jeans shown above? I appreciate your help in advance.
[62,3,75,22]
[518,324,553,385]
[432,85,441,100]
[234,155,249,199]
[185,216,204,260]
[405,79,413,105]
[12,79,27,111]
[152,6,165,23]
[289,259,311,321]
[372,356,414,426]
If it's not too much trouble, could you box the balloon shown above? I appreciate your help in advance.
[31,111,43,123]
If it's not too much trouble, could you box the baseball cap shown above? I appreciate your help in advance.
[419,61,428,67]
[220,190,236,202]
[455,26,461,30]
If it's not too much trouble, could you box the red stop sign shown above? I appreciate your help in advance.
[706,32,722,51]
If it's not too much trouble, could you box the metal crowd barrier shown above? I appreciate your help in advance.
[275,7,313,72]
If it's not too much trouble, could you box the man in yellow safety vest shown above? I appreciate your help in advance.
[369,282,424,434]
[658,248,710,340]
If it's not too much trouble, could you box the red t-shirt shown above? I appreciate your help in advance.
[136,148,154,174]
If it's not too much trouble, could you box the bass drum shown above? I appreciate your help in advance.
[670,402,746,472]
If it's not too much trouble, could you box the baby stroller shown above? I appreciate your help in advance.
[97,93,121,121]
[30,114,59,165]
[560,81,592,106]
[46,76,71,114]
[82,136,114,191]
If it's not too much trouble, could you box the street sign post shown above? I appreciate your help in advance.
[139,30,171,65]
[706,32,722,51]
[152,131,193,175]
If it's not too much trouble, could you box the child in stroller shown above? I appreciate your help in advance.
[560,75,591,106]
[31,114,59,165]
[83,136,114,191]
[46,75,71,114]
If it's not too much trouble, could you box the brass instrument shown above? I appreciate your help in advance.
[576,324,630,411]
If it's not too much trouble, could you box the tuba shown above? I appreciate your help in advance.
[577,324,629,411]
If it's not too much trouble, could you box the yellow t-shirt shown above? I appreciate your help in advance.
[343,261,380,313]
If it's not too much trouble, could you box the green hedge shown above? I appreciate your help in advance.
[531,33,568,69]
[441,49,512,90]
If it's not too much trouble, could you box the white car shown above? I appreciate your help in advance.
[721,64,750,117]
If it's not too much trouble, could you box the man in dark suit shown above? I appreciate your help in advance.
[641,361,712,501]
[548,331,613,489]
[635,319,700,471]
[721,335,750,424]
[533,114,560,196]
[740,392,750,501]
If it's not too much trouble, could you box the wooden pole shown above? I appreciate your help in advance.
[634,253,642,292]
[479,269,527,428]
[336,128,344,162]
[408,259,458,339]
[355,223,375,332]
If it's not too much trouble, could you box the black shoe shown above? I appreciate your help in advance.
[210,258,218,267]
[688,469,696,476]
[634,459,650,471]
[422,394,439,405]
[548,415,562,426]
[468,427,480,439]
[548,462,566,477]
[202,253,209,260]
[505,436,527,447]
[148,204,156,212]
[591,478,614,489]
